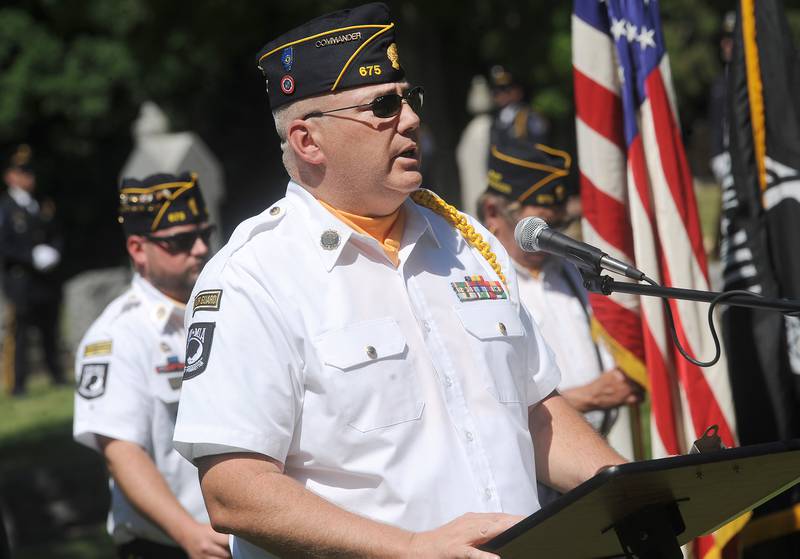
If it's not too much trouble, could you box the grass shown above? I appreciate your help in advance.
[0,381,75,446]
[695,179,722,260]
[1,374,114,559]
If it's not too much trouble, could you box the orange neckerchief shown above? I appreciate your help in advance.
[318,200,406,267]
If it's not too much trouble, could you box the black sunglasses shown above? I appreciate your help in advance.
[143,225,216,254]
[302,86,424,120]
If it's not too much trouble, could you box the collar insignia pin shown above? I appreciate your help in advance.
[320,229,341,250]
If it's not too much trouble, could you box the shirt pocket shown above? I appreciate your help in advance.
[455,302,527,404]
[316,317,424,433]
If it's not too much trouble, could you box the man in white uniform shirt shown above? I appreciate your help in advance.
[477,139,643,442]
[73,173,230,559]
[173,4,627,558]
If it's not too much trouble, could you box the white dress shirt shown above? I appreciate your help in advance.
[514,259,614,431]
[73,274,209,545]
[173,182,561,559]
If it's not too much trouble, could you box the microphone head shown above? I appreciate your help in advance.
[514,216,549,252]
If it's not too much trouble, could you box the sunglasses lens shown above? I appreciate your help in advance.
[372,94,403,118]
[408,87,423,115]
[151,226,214,253]
[171,233,196,253]
[372,95,403,118]
[200,228,214,245]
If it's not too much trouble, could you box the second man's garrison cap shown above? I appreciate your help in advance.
[118,172,209,236]
[487,139,572,207]
[255,2,406,110]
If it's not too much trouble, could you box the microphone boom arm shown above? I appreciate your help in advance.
[581,271,800,316]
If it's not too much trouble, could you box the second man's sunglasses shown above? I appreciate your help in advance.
[143,225,216,254]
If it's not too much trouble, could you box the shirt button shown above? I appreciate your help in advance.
[423,321,432,332]
[366,346,378,359]
[466,431,474,442]
[498,322,507,336]
[484,488,492,500]
[269,206,281,216]
[445,376,453,387]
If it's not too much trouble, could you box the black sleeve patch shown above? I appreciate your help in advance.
[77,363,109,399]
[184,322,215,380]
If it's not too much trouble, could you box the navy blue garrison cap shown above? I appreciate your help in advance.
[256,2,406,110]
[118,172,209,235]
[487,139,572,207]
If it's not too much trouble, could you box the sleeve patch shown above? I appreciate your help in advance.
[77,363,109,399]
[184,322,215,380]
[193,289,223,316]
[83,340,112,357]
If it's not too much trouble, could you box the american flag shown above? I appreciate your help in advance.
[572,0,743,555]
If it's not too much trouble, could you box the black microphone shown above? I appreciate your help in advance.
[514,217,645,280]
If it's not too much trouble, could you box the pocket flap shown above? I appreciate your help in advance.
[316,318,407,371]
[455,302,524,339]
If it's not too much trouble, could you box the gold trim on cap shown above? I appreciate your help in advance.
[490,144,570,205]
[331,23,394,91]
[120,173,198,231]
[258,24,388,64]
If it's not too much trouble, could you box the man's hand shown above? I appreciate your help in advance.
[563,369,642,412]
[177,521,231,559]
[408,512,523,559]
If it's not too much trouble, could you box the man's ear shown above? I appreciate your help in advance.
[480,198,505,236]
[126,235,148,271]
[287,119,326,166]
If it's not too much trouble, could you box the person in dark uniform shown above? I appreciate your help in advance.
[0,145,65,396]
[488,65,550,147]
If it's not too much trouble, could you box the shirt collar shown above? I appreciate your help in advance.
[399,194,442,252]
[285,181,441,272]
[131,274,185,332]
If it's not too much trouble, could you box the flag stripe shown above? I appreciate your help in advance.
[644,71,709,276]
[574,69,625,151]
[575,117,627,203]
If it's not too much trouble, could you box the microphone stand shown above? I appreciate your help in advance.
[580,271,800,316]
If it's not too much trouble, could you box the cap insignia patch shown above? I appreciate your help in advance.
[387,43,400,70]
[281,75,295,95]
[281,47,294,72]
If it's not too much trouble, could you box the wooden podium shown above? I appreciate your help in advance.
[483,440,800,558]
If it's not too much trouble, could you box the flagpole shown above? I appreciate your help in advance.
[629,402,645,461]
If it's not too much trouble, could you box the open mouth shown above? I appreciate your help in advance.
[397,147,417,159]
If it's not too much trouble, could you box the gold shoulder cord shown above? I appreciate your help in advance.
[410,189,507,286]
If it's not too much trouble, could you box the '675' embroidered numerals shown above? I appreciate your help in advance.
[359,64,382,77]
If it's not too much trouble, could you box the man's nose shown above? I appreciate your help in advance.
[397,98,420,134]
[191,235,211,257]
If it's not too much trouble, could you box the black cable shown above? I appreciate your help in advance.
[642,276,764,368]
